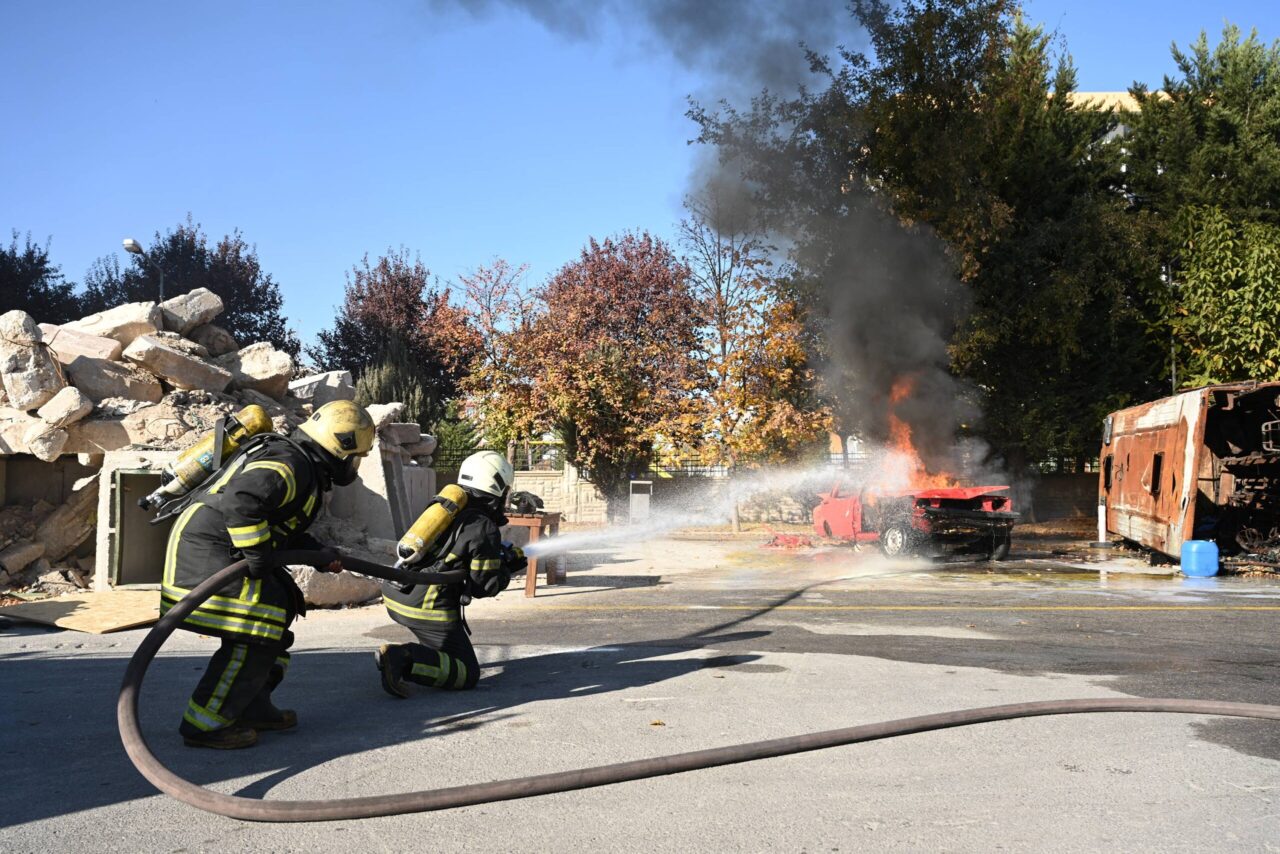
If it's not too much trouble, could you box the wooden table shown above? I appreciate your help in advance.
[504,512,564,597]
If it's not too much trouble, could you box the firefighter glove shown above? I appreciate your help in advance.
[502,543,528,575]
[313,547,343,573]
[244,551,273,580]
[475,569,511,598]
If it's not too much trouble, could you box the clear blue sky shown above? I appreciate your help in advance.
[2,1,1276,347]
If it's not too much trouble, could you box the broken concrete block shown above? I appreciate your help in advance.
[64,301,162,346]
[22,557,53,584]
[383,422,422,445]
[408,434,438,455]
[288,370,355,406]
[187,323,239,357]
[67,401,194,454]
[365,402,404,429]
[214,342,294,400]
[22,420,69,461]
[0,310,42,347]
[0,310,66,411]
[37,386,94,428]
[0,408,37,453]
[67,356,164,403]
[159,287,223,334]
[38,323,124,364]
[150,330,210,359]
[286,371,355,407]
[93,395,158,416]
[288,565,381,607]
[0,540,44,574]
[34,475,99,561]
[123,334,232,392]
[77,452,105,467]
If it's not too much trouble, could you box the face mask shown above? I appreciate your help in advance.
[332,454,361,487]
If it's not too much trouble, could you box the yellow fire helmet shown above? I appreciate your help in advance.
[299,400,376,461]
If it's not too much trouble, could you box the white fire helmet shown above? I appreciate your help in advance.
[457,450,514,498]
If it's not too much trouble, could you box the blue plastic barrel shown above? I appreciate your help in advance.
[1181,540,1219,577]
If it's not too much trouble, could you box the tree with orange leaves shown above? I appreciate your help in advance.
[452,258,540,447]
[522,233,702,520]
[680,186,829,474]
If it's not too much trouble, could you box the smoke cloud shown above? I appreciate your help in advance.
[435,0,983,476]
[434,0,852,96]
[810,196,975,471]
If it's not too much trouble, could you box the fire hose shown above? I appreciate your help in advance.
[119,550,1280,823]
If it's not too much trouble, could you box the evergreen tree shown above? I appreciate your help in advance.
[431,401,482,469]
[1126,24,1280,387]
[81,216,300,355]
[353,336,432,429]
[0,232,82,324]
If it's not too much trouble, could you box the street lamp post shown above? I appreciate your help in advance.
[122,238,165,302]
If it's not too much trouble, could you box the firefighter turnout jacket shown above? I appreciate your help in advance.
[161,434,325,645]
[381,505,510,630]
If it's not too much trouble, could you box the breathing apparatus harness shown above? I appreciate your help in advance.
[148,429,321,527]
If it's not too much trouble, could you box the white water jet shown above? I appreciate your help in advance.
[521,443,976,559]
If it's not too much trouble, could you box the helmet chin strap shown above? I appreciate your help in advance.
[291,430,347,490]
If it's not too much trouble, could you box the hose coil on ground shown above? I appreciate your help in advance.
[118,551,1280,823]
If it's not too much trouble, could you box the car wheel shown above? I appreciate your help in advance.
[880,523,912,557]
[988,535,1011,562]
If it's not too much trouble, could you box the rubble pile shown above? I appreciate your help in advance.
[1,290,315,461]
[0,289,401,600]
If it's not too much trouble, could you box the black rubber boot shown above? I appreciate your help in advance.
[241,704,298,732]
[182,724,259,750]
[375,644,411,699]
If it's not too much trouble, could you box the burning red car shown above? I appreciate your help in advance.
[813,483,1017,559]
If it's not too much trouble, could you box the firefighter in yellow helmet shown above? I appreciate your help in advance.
[162,400,375,749]
[375,450,527,698]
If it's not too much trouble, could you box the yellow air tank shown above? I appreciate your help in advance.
[139,404,273,510]
[396,484,469,566]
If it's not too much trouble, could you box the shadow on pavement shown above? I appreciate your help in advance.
[1,625,765,828]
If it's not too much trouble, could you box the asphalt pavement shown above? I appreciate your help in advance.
[2,535,1278,852]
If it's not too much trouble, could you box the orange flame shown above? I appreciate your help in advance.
[878,376,956,491]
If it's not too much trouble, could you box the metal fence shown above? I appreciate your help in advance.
[433,443,567,472]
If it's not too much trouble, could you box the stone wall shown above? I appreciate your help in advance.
[511,466,608,524]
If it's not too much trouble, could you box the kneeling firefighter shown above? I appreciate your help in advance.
[161,400,375,749]
[376,450,527,698]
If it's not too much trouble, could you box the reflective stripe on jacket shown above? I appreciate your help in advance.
[160,435,323,645]
[381,505,507,630]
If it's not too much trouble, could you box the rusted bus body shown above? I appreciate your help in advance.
[1100,382,1280,558]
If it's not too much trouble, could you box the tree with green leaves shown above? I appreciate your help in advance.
[82,216,301,355]
[0,232,82,324]
[431,401,482,470]
[1172,206,1280,383]
[1126,25,1280,387]
[353,335,433,429]
[692,2,1166,470]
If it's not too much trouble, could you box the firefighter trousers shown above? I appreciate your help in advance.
[179,633,294,736]
[392,622,479,690]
